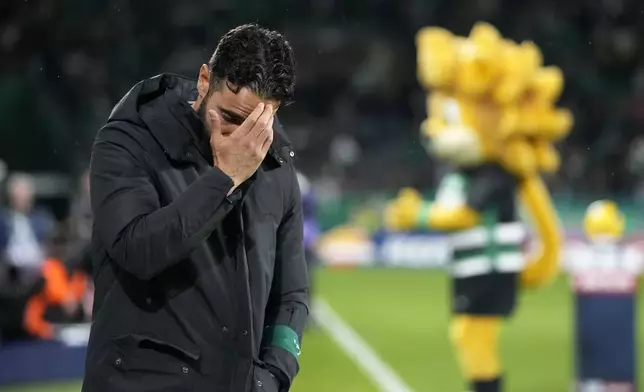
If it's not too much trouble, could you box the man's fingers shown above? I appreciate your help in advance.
[256,114,274,150]
[249,104,274,139]
[208,110,221,136]
[259,126,274,154]
[258,115,275,141]
[237,103,266,136]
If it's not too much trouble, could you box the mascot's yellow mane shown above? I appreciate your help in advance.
[395,22,575,288]
[416,22,572,177]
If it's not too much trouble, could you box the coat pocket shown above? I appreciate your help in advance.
[251,364,281,392]
[105,334,200,392]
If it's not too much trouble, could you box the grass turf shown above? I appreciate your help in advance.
[317,268,578,391]
[1,268,642,392]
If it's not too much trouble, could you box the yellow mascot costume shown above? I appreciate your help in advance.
[384,23,573,392]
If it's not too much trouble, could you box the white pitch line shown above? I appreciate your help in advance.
[313,299,415,392]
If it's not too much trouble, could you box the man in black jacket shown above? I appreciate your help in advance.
[82,24,308,392]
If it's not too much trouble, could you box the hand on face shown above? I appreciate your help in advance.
[208,102,275,188]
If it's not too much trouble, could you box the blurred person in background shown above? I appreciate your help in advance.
[83,24,308,392]
[0,173,54,283]
[297,171,320,328]
[20,231,90,340]
[0,173,81,341]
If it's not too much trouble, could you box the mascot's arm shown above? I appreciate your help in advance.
[425,203,481,231]
[385,197,480,231]
[384,189,480,233]
[518,176,562,288]
[426,166,518,231]
[385,167,516,233]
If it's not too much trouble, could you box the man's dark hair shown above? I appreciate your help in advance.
[208,24,296,104]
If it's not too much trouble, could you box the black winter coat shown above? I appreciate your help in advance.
[82,74,309,392]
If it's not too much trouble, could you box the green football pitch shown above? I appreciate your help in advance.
[1,268,642,392]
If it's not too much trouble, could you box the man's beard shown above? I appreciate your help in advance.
[196,98,211,136]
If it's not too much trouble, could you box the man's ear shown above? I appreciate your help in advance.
[197,64,210,99]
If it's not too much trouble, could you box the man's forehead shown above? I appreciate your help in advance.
[216,83,280,117]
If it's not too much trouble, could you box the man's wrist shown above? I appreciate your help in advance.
[215,164,240,188]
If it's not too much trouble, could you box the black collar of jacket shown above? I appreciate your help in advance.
[135,73,294,167]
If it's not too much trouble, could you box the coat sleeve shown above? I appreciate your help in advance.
[90,126,235,280]
[260,164,310,391]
